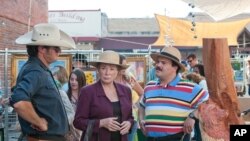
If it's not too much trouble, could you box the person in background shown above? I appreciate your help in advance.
[193,64,205,77]
[185,72,207,141]
[51,65,69,92]
[193,64,208,91]
[186,73,208,92]
[246,57,250,96]
[115,54,144,141]
[74,50,133,141]
[10,23,75,141]
[50,65,77,141]
[72,53,88,70]
[67,68,86,110]
[147,67,157,82]
[60,90,76,141]
[139,47,209,141]
[181,60,190,79]
[117,54,144,96]
[65,68,86,141]
[186,54,199,72]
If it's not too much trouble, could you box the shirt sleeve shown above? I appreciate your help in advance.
[10,71,42,106]
[191,84,209,109]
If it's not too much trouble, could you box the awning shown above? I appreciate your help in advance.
[153,14,250,47]
[99,37,158,50]
[72,37,100,42]
[181,0,250,21]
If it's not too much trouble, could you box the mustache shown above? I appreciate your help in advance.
[155,67,162,71]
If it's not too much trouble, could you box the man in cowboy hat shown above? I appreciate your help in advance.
[10,23,75,141]
[138,46,209,141]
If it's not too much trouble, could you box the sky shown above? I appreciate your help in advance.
[48,0,202,18]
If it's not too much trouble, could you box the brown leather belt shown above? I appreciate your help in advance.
[27,134,66,141]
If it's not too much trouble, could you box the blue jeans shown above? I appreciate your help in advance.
[128,121,138,141]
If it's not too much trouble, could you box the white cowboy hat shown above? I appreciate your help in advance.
[15,23,76,49]
[89,50,129,69]
[150,46,185,72]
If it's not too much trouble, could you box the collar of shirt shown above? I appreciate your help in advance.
[155,73,181,88]
[28,57,50,71]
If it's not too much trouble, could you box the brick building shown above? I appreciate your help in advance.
[0,0,48,50]
[0,0,48,97]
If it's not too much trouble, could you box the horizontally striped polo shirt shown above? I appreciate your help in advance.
[140,74,209,137]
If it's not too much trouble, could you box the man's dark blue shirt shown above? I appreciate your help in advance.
[10,57,69,136]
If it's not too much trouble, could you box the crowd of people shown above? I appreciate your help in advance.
[8,23,211,141]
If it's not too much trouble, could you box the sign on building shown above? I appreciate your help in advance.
[49,10,102,37]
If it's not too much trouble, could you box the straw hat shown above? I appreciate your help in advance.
[15,23,76,49]
[150,46,185,72]
[89,50,129,69]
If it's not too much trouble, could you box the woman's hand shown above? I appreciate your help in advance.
[120,121,131,135]
[139,119,147,135]
[130,77,144,96]
[100,117,121,131]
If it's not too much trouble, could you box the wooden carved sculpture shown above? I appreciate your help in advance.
[198,38,245,141]
[198,100,229,141]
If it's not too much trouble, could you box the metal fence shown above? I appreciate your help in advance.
[0,49,150,141]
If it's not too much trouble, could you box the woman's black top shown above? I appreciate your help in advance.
[111,101,122,141]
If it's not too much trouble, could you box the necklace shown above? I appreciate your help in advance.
[71,94,78,104]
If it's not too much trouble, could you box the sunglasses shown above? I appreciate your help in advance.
[51,46,61,53]
[43,46,61,53]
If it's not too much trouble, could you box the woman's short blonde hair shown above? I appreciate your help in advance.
[52,65,68,84]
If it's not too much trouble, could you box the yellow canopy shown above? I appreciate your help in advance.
[153,14,250,47]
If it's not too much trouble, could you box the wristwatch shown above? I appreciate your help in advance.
[188,112,197,120]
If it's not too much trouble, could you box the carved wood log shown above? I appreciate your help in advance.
[200,38,244,140]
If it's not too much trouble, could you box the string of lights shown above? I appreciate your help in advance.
[188,0,197,39]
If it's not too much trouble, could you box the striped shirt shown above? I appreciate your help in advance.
[140,74,209,137]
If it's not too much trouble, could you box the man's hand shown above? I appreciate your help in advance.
[31,117,48,131]
[183,117,195,134]
[13,101,49,132]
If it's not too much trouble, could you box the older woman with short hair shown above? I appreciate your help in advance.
[73,50,133,141]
